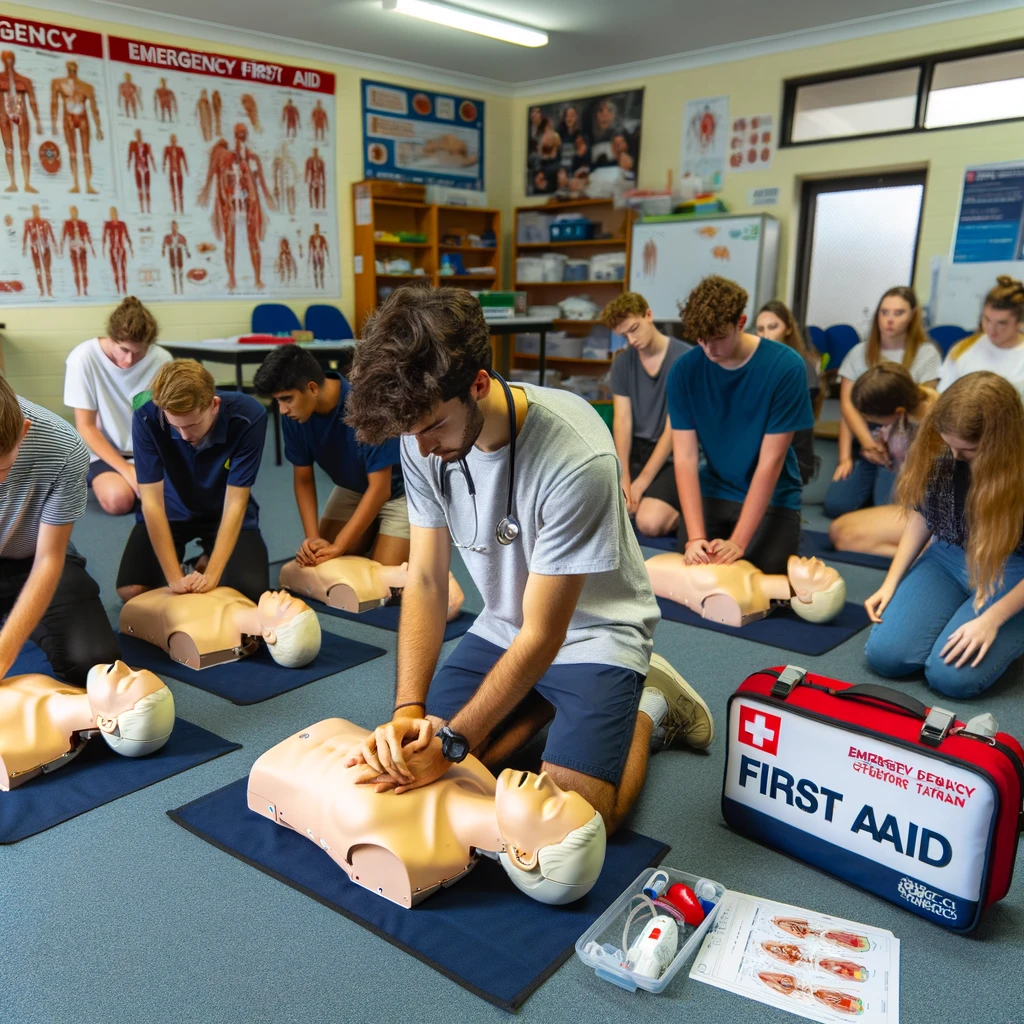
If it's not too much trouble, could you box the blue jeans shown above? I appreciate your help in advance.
[823,455,896,518]
[865,541,1024,698]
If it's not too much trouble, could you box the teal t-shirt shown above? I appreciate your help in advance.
[666,339,813,511]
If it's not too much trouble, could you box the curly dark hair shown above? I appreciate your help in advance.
[678,275,748,342]
[346,286,491,444]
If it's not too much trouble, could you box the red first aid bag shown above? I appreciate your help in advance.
[723,665,1024,932]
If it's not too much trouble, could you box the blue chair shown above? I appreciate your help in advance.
[305,304,354,341]
[251,303,301,336]
[929,324,971,356]
[824,324,861,371]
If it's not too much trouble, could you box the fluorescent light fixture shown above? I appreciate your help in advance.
[383,0,548,47]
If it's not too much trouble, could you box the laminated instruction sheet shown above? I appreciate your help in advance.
[690,891,900,1023]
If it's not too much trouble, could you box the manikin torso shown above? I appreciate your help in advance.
[278,557,399,612]
[120,587,261,669]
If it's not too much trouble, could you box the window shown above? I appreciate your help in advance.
[783,40,1024,145]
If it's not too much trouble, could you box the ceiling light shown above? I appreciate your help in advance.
[382,0,548,48]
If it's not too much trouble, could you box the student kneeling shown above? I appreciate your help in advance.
[116,360,269,603]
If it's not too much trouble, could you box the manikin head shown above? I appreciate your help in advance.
[86,661,175,757]
[494,769,606,905]
[257,590,321,667]
[786,556,846,623]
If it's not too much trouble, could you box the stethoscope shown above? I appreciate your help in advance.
[437,373,520,553]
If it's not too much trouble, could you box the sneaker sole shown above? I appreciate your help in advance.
[647,653,715,749]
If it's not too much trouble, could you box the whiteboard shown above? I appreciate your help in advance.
[629,215,779,322]
[933,260,1017,331]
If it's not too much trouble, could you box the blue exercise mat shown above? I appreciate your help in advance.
[1,642,240,844]
[799,529,892,571]
[632,523,678,552]
[169,777,668,1012]
[656,596,871,656]
[118,630,386,705]
[316,601,477,642]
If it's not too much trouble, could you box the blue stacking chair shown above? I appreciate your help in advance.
[305,305,354,341]
[929,324,972,357]
[823,324,861,371]
[251,303,301,336]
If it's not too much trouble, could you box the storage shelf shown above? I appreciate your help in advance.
[376,273,432,279]
[514,354,611,367]
[516,239,627,249]
[373,199,429,209]
[374,241,430,248]
[553,319,604,327]
[439,244,498,252]
[523,197,619,211]
[515,279,623,288]
[441,274,499,282]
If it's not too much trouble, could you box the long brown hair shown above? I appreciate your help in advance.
[897,372,1024,605]
[757,299,819,361]
[865,286,932,370]
[851,362,922,418]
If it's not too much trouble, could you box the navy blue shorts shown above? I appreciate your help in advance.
[426,632,644,785]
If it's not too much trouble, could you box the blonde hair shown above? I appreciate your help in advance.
[897,372,1024,606]
[107,296,158,346]
[0,372,23,456]
[866,286,932,370]
[150,359,215,415]
[600,292,649,329]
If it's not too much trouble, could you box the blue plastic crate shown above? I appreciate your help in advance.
[550,220,594,242]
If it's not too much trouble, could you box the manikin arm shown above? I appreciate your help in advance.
[139,481,186,590]
[202,486,251,588]
[727,431,793,556]
[0,523,72,680]
[611,395,633,491]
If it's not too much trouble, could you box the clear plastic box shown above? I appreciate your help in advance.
[575,866,725,994]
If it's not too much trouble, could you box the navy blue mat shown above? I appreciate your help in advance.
[632,523,678,551]
[118,631,386,705]
[799,529,892,571]
[169,777,668,1011]
[656,596,871,656]
[1,643,240,844]
[317,601,477,642]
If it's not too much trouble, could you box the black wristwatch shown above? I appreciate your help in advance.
[437,725,470,763]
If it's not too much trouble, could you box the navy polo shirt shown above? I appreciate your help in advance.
[282,373,405,500]
[667,339,813,512]
[133,390,267,528]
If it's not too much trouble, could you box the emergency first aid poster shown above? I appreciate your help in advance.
[723,700,995,928]
[0,16,339,305]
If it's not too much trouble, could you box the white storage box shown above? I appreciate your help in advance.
[514,333,540,355]
[547,333,584,358]
[527,305,561,318]
[590,252,627,281]
[517,211,552,244]
[515,257,546,283]
[541,253,568,282]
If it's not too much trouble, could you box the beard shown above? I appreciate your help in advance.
[435,396,485,463]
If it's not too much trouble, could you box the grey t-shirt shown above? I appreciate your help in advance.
[401,384,659,675]
[610,338,690,445]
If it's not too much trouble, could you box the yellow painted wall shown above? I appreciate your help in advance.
[3,1,511,413]
[510,7,1024,308]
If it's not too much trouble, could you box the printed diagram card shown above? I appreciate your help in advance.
[690,891,899,1023]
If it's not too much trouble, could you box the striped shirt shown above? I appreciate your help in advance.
[0,399,89,559]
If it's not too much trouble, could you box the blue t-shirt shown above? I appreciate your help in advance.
[282,373,405,500]
[133,390,267,528]
[667,339,813,511]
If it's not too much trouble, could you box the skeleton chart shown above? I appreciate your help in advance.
[0,18,339,305]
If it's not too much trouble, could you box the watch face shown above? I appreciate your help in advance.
[442,728,469,762]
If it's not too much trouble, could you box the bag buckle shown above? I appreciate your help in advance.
[920,706,956,747]
[771,665,807,699]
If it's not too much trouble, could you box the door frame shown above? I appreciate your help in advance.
[792,170,928,328]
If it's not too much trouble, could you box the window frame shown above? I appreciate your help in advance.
[781,38,1024,147]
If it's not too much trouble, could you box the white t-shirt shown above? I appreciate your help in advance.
[837,340,941,385]
[938,334,1024,398]
[63,338,172,461]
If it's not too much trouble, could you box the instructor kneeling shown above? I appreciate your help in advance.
[343,287,712,834]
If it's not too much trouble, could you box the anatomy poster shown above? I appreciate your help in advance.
[681,95,729,191]
[0,15,116,303]
[105,37,338,301]
[362,80,484,192]
[690,892,900,1023]
[728,113,774,172]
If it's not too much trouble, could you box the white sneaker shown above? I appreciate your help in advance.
[646,654,714,750]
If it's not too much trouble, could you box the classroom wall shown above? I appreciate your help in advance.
[509,7,1024,310]
[3,1,511,413]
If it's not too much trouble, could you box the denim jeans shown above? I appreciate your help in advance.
[865,541,1024,698]
[823,456,897,518]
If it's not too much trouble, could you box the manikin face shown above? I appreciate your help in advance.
[940,431,979,462]
[615,308,658,351]
[786,555,840,599]
[755,310,790,343]
[164,397,221,445]
[86,661,164,731]
[257,590,308,630]
[877,296,912,342]
[699,316,747,364]
[408,391,484,464]
[981,304,1022,348]
[0,420,31,483]
[494,769,595,869]
[104,337,149,370]
[273,383,318,423]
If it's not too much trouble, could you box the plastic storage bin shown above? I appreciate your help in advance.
[515,257,546,282]
[564,258,591,282]
[575,866,725,994]
[541,252,568,282]
[550,220,595,242]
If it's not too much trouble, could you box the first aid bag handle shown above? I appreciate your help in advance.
[831,683,929,719]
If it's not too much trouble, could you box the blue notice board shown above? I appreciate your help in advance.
[952,163,1024,264]
[362,80,484,191]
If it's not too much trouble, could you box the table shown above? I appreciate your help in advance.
[484,316,555,386]
[162,339,355,465]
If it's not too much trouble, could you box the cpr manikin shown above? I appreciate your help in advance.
[119,588,321,670]
[278,556,465,622]
[645,554,846,627]
[247,718,606,908]
[0,661,175,791]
